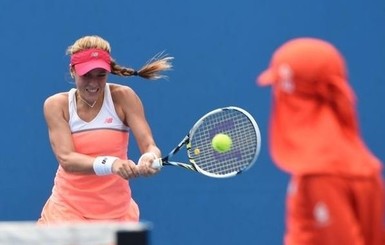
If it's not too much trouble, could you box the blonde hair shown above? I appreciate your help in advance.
[67,35,173,80]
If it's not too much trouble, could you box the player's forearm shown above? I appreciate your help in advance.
[141,144,161,158]
[56,152,95,174]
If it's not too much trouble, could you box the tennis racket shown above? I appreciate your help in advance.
[152,106,261,178]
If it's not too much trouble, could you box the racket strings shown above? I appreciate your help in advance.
[188,109,259,177]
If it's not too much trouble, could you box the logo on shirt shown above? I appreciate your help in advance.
[313,202,330,227]
[104,117,113,124]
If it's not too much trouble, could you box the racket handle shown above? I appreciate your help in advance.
[152,158,163,169]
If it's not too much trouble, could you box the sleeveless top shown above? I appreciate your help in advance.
[51,83,132,219]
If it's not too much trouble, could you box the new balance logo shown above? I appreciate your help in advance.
[104,117,113,124]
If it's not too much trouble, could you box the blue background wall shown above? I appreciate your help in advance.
[0,1,384,244]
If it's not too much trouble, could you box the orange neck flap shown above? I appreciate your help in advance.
[268,78,381,176]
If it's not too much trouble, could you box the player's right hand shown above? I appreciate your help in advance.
[112,159,140,180]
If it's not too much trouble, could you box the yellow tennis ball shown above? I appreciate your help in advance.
[212,133,232,153]
[194,148,200,155]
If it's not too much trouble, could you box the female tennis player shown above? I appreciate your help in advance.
[257,37,385,244]
[38,35,172,223]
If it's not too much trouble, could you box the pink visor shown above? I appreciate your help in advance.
[70,48,111,76]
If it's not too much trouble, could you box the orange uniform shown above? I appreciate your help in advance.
[38,84,139,223]
[257,38,385,244]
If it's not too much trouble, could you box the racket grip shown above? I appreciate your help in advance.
[152,158,163,169]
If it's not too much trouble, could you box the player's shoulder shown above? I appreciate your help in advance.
[108,83,136,97]
[44,92,68,109]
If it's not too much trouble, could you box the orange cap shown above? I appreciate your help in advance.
[257,37,346,90]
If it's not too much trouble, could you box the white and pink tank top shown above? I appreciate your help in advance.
[51,83,133,219]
